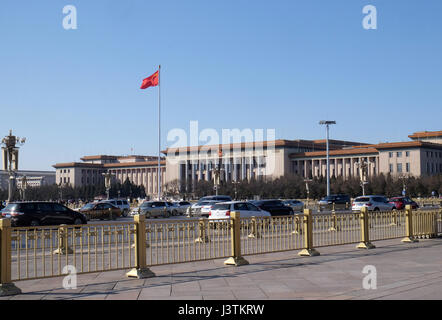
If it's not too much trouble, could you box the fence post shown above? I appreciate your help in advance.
[224,211,249,266]
[195,218,209,243]
[126,214,155,278]
[357,207,375,249]
[402,205,418,243]
[292,215,302,235]
[298,209,320,256]
[328,213,339,232]
[248,217,261,238]
[53,224,73,255]
[0,219,21,296]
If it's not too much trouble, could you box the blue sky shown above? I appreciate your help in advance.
[0,0,441,171]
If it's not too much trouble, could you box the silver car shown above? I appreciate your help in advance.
[283,200,304,212]
[187,200,221,218]
[352,196,396,212]
[171,201,191,215]
[131,201,172,218]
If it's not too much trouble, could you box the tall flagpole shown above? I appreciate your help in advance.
[158,65,161,200]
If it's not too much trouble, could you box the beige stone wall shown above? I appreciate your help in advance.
[379,149,421,177]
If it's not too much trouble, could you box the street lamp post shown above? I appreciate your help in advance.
[1,130,26,203]
[102,172,114,200]
[211,150,224,196]
[232,180,240,200]
[356,159,368,196]
[19,175,28,201]
[319,121,336,197]
[304,178,312,207]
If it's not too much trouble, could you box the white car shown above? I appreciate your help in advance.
[208,201,271,220]
[187,200,221,218]
[352,195,396,212]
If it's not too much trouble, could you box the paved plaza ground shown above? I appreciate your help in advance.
[2,237,442,300]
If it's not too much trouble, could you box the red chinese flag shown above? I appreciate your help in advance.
[140,70,159,89]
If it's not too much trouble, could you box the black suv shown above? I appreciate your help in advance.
[1,202,88,227]
[251,200,294,216]
[318,194,351,205]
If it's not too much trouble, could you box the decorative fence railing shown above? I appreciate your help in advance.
[0,206,440,296]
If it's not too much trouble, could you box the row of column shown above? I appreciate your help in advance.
[294,156,378,179]
[180,156,266,188]
[108,167,165,196]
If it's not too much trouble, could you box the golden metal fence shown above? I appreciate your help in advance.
[145,218,232,266]
[1,205,441,296]
[368,210,407,241]
[437,211,442,235]
[239,215,304,256]
[312,213,361,247]
[10,223,136,281]
[412,210,439,238]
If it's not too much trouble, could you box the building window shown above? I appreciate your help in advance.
[389,164,393,173]
[389,152,393,158]
[397,152,402,157]
[406,163,410,173]
[406,151,410,157]
[397,163,402,173]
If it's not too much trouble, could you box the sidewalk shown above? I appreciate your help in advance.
[2,238,442,300]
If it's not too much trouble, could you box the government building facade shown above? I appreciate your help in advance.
[53,130,442,196]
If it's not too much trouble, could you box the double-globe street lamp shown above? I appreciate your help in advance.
[1,130,26,203]
[319,121,336,197]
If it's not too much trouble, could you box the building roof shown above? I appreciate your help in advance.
[290,147,379,159]
[104,160,166,168]
[311,139,370,147]
[290,141,442,159]
[80,155,118,161]
[374,141,442,150]
[53,161,166,169]
[161,139,340,155]
[408,130,442,139]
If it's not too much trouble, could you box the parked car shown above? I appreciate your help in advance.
[250,200,294,216]
[130,201,172,218]
[388,197,419,210]
[208,201,271,220]
[318,194,351,206]
[172,201,191,215]
[283,200,304,212]
[186,200,219,217]
[199,195,232,202]
[352,196,396,212]
[1,202,88,227]
[187,200,223,218]
[79,202,122,220]
[99,199,130,217]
